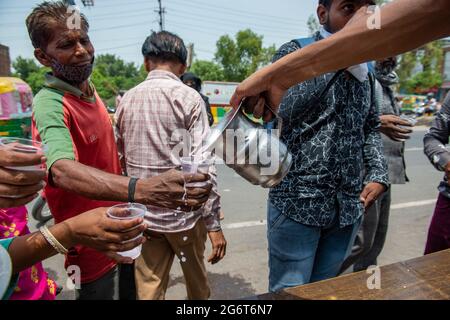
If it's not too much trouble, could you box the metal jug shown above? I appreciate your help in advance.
[205,101,293,188]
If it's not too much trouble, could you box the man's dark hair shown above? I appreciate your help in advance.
[319,0,333,8]
[26,1,89,49]
[142,31,187,65]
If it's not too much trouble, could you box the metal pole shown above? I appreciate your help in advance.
[157,0,165,31]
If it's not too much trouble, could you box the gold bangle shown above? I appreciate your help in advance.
[39,225,68,255]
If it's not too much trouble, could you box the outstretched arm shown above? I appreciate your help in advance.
[231,0,450,119]
[7,207,147,273]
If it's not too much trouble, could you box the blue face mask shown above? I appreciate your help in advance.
[48,55,94,84]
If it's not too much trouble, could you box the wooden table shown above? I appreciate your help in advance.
[254,249,450,300]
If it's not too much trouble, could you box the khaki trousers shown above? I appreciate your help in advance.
[135,220,210,300]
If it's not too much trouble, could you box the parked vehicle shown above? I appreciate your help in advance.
[202,81,238,125]
[0,78,53,223]
[201,81,262,124]
[0,77,33,138]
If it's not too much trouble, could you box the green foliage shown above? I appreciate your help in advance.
[405,70,442,94]
[307,14,320,36]
[397,41,443,93]
[397,51,418,90]
[12,56,50,95]
[12,56,41,80]
[90,54,144,106]
[214,29,276,82]
[24,67,50,95]
[371,0,443,93]
[189,60,225,81]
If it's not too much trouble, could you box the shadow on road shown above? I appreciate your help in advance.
[168,272,257,300]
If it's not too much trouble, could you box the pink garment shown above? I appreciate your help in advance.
[0,207,57,300]
[0,93,16,119]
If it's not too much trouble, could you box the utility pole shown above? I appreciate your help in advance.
[156,0,166,31]
[187,43,194,69]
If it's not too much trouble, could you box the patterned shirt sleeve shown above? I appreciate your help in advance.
[188,95,222,232]
[272,41,300,63]
[424,93,450,171]
[363,75,389,186]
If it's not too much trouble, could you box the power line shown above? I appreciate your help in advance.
[90,19,153,32]
[165,17,300,41]
[167,9,307,35]
[96,42,142,52]
[168,0,307,25]
[89,17,297,47]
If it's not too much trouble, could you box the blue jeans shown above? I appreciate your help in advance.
[267,200,361,292]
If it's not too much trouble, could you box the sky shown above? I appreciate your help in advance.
[0,0,317,69]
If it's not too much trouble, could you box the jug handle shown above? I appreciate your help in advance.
[263,103,283,138]
[238,98,284,137]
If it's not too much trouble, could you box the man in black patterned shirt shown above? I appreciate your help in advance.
[266,0,388,292]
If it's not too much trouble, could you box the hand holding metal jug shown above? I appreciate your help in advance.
[204,99,292,188]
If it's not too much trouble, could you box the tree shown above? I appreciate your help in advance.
[90,54,144,106]
[366,0,444,94]
[401,41,444,93]
[397,51,418,90]
[214,29,276,82]
[189,60,225,82]
[307,14,320,36]
[25,67,49,95]
[12,56,41,80]
[12,56,50,94]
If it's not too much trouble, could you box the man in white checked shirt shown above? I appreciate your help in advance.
[115,31,227,300]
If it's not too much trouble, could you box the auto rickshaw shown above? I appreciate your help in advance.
[0,77,33,139]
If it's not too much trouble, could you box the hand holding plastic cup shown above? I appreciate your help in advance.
[107,203,147,260]
[397,115,417,142]
[180,154,214,187]
[0,137,47,172]
[399,115,418,128]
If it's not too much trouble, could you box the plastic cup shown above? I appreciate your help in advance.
[180,155,214,187]
[107,203,147,260]
[398,115,417,142]
[400,115,418,127]
[0,137,47,172]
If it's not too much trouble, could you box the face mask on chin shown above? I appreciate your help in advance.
[47,54,95,84]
